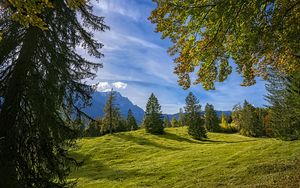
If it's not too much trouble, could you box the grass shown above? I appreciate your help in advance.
[69,127,300,187]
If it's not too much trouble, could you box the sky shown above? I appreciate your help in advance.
[80,0,267,114]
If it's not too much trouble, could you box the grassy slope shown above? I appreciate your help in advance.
[69,127,300,188]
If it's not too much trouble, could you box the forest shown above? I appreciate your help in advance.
[0,0,299,187]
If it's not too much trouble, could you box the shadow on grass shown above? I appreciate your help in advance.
[201,139,258,144]
[69,151,149,182]
[155,132,201,144]
[112,133,181,150]
[156,131,258,144]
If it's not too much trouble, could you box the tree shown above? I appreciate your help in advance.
[238,101,264,137]
[143,93,164,134]
[184,92,207,139]
[127,109,138,131]
[163,116,172,128]
[221,112,228,127]
[86,120,101,137]
[1,0,87,30]
[149,0,300,90]
[102,90,121,134]
[178,108,185,126]
[72,118,86,138]
[266,71,300,140]
[0,1,108,186]
[226,115,233,124]
[232,104,243,129]
[204,104,219,132]
[171,117,178,127]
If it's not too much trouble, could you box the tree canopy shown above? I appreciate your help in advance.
[149,0,300,90]
[143,93,164,134]
[0,0,108,186]
[1,0,87,30]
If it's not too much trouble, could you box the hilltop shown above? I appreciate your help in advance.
[69,127,300,187]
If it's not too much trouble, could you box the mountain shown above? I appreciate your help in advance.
[83,91,231,124]
[83,91,144,124]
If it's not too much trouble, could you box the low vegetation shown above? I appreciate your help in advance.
[69,127,300,187]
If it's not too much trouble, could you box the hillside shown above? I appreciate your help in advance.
[69,127,300,187]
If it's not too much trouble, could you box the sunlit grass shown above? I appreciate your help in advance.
[69,127,300,187]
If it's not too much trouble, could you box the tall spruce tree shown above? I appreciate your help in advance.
[204,104,219,132]
[102,90,121,134]
[184,92,207,139]
[266,71,300,140]
[0,1,108,187]
[239,101,264,137]
[143,93,164,134]
[127,109,138,131]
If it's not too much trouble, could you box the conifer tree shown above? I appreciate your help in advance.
[204,103,219,132]
[239,101,264,137]
[163,116,172,128]
[0,1,108,187]
[102,90,121,134]
[184,92,207,139]
[127,109,138,131]
[178,108,185,126]
[86,120,101,137]
[266,71,300,139]
[143,93,164,134]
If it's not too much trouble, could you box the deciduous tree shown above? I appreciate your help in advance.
[149,0,300,90]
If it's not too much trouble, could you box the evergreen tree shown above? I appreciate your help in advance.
[266,71,300,140]
[115,119,128,133]
[184,92,207,139]
[163,116,172,128]
[232,104,243,129]
[178,108,185,126]
[239,101,264,137]
[171,117,178,127]
[72,118,85,138]
[204,103,219,132]
[127,109,138,131]
[143,93,164,134]
[86,120,101,137]
[102,90,121,134]
[0,2,108,187]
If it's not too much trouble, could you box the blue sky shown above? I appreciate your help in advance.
[81,0,267,114]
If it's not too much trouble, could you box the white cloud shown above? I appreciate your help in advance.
[112,81,127,89]
[92,81,128,92]
[94,0,142,21]
[93,82,111,92]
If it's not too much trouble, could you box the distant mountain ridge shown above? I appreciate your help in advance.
[83,91,145,124]
[163,111,231,120]
[83,91,231,124]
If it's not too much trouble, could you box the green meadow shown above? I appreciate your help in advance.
[69,127,300,187]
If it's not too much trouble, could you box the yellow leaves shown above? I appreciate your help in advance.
[3,0,88,30]
[150,0,300,90]
[67,0,87,10]
[6,0,54,30]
